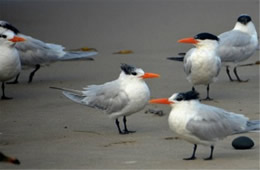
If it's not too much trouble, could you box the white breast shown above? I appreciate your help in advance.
[0,46,21,81]
[188,49,220,85]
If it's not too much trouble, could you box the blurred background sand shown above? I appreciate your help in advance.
[0,0,259,169]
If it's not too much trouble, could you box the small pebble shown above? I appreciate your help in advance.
[232,136,254,150]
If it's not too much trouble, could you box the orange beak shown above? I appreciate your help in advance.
[141,72,160,79]
[149,98,173,104]
[8,36,26,42]
[178,37,199,44]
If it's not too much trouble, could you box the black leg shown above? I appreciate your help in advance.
[28,64,41,83]
[1,82,12,100]
[7,74,20,84]
[203,84,213,100]
[192,87,195,92]
[233,66,248,82]
[183,144,197,160]
[123,116,136,134]
[204,145,214,160]
[115,119,123,134]
[225,66,234,81]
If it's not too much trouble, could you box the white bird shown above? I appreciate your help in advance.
[217,14,258,82]
[149,90,260,160]
[0,21,98,84]
[168,14,258,82]
[0,28,25,99]
[178,32,221,100]
[51,63,160,134]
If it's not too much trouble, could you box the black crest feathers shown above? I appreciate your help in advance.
[120,63,136,75]
[0,21,20,34]
[237,14,252,25]
[194,32,219,41]
[175,90,200,101]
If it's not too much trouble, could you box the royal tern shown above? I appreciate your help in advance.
[0,152,20,165]
[168,14,258,82]
[51,63,160,134]
[217,14,258,82]
[177,32,221,100]
[149,90,260,160]
[0,28,25,99]
[0,20,98,83]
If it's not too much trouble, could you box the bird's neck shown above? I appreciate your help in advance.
[233,22,257,36]
[197,42,218,52]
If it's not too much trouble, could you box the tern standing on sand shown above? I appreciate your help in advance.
[51,63,160,134]
[0,28,25,99]
[149,90,260,160]
[217,14,258,82]
[0,20,97,83]
[178,33,221,100]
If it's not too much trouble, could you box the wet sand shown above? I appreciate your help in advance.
[0,0,259,169]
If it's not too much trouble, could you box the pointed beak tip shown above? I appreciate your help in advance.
[178,37,198,44]
[141,73,160,79]
[149,98,172,105]
[9,36,26,42]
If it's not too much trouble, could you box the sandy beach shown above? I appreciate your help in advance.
[0,0,259,169]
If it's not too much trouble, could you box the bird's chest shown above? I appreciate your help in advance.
[124,82,150,110]
[0,48,21,80]
[168,107,194,135]
[191,51,216,71]
[189,51,219,84]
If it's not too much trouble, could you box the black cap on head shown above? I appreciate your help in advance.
[0,21,20,34]
[120,63,137,75]
[194,32,219,41]
[237,14,252,25]
[175,90,200,101]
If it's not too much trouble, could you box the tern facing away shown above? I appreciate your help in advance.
[51,63,160,134]
[177,33,221,100]
[217,14,258,82]
[149,90,260,160]
[0,27,25,99]
[0,20,98,84]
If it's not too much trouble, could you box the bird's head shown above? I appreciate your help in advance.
[0,30,25,46]
[237,14,252,25]
[0,21,20,35]
[149,90,200,106]
[0,21,24,46]
[233,14,256,35]
[178,32,219,48]
[120,63,160,80]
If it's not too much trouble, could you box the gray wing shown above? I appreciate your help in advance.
[16,34,96,66]
[216,56,221,76]
[218,30,257,62]
[183,48,195,75]
[80,80,130,114]
[186,104,248,141]
[15,33,66,66]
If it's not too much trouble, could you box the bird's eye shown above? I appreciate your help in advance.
[0,34,7,39]
[176,96,183,101]
[131,72,137,76]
